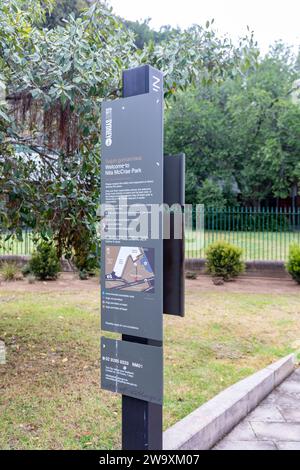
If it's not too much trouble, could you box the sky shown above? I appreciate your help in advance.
[108,0,300,54]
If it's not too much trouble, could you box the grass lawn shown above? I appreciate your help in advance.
[0,275,300,449]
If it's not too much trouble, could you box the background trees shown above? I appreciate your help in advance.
[165,43,300,208]
[3,1,299,263]
[0,0,255,268]
[44,0,92,28]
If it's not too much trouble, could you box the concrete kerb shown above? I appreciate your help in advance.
[163,354,296,451]
[185,259,289,279]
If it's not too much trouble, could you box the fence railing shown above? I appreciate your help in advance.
[1,207,300,261]
[186,206,300,261]
[0,229,35,257]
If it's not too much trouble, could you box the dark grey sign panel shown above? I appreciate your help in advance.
[101,337,163,405]
[163,154,185,317]
[101,87,164,341]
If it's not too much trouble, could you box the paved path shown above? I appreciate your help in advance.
[214,369,300,450]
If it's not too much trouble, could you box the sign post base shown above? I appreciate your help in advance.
[122,396,162,451]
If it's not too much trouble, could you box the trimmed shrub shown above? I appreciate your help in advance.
[286,244,300,283]
[206,241,245,281]
[0,262,20,281]
[29,241,61,280]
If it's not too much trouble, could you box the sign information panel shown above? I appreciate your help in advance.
[101,81,164,341]
[101,338,163,405]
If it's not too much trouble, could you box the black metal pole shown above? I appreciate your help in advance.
[122,337,163,450]
[122,66,163,451]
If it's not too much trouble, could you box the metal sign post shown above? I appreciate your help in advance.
[100,65,185,451]
[101,65,164,450]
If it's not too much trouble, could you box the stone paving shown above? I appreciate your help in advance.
[214,368,300,450]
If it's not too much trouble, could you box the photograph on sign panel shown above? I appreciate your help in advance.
[105,246,155,293]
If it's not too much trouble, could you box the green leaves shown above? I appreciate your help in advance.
[165,47,300,207]
[206,241,245,281]
[0,0,261,264]
[0,108,10,123]
[286,244,300,283]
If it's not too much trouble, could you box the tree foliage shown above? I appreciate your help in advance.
[43,0,92,28]
[123,18,180,50]
[29,240,61,280]
[0,0,257,264]
[165,43,300,207]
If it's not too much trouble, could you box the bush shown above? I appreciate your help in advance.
[286,244,300,283]
[21,263,32,277]
[70,228,99,277]
[73,247,98,276]
[186,271,198,280]
[206,241,245,281]
[29,241,61,280]
[78,270,89,281]
[0,262,20,281]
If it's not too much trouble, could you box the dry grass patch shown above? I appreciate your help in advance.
[1,275,300,449]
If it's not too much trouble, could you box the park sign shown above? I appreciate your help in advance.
[101,337,163,405]
[100,65,185,450]
[100,68,164,342]
[101,64,164,420]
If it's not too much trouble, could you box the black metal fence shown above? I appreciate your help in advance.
[1,207,300,261]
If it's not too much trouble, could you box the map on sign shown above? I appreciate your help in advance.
[105,246,155,293]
